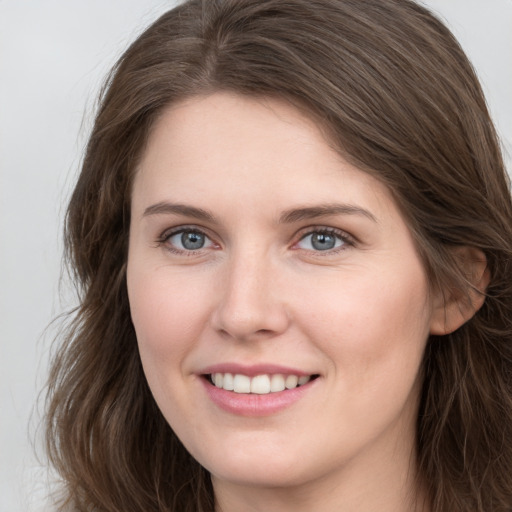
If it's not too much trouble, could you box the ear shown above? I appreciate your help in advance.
[430,247,490,335]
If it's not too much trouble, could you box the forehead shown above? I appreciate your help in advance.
[133,92,397,221]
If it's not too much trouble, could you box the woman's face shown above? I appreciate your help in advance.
[127,92,436,493]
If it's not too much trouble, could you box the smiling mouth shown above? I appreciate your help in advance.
[206,373,319,394]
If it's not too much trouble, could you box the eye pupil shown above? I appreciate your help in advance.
[181,231,205,250]
[311,232,336,250]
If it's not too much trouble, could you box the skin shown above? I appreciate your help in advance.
[126,92,447,512]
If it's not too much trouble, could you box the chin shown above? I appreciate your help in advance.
[195,443,328,490]
[209,462,310,490]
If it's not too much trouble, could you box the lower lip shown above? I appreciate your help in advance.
[201,377,317,416]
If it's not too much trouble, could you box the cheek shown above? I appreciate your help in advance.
[126,265,216,426]
[301,270,431,452]
[306,263,432,388]
[127,266,211,366]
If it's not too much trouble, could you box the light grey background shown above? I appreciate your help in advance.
[0,1,510,511]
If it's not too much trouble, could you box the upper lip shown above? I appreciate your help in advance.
[199,363,316,377]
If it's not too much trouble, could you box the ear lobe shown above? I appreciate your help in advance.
[430,247,490,335]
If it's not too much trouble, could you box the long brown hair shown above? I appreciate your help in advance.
[45,1,512,510]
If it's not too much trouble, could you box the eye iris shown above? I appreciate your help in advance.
[181,231,204,250]
[311,232,336,250]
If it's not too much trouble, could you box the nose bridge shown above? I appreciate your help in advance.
[212,244,288,340]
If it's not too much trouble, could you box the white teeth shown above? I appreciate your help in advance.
[233,374,251,393]
[213,373,223,388]
[270,374,286,392]
[285,374,298,389]
[211,372,313,394]
[250,374,271,394]
[298,375,310,386]
[223,372,234,391]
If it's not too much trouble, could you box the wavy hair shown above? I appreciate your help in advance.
[45,0,512,510]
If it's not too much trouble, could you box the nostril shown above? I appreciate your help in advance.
[210,283,291,341]
[255,329,274,336]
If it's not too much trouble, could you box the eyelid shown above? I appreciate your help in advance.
[156,225,219,254]
[155,223,356,255]
[292,225,356,252]
[157,224,207,242]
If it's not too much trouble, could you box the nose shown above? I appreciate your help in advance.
[211,250,290,342]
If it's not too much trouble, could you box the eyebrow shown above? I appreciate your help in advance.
[279,204,377,224]
[142,201,377,223]
[142,202,215,221]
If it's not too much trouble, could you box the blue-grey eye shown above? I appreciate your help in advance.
[168,230,213,251]
[297,231,345,251]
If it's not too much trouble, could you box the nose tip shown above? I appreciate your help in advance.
[214,312,281,342]
[211,258,290,342]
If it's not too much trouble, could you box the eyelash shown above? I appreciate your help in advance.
[156,226,215,256]
[294,226,355,255]
[156,225,355,256]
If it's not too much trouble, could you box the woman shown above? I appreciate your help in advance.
[45,0,512,511]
